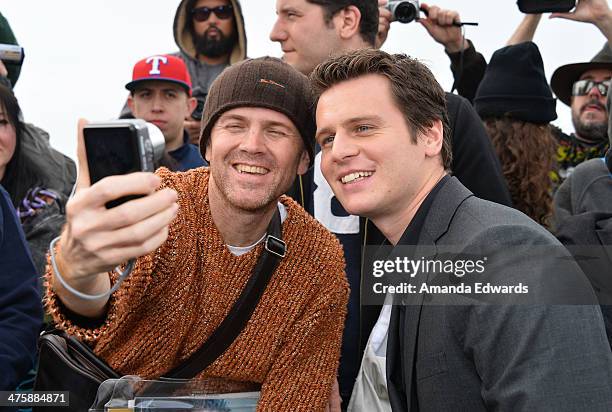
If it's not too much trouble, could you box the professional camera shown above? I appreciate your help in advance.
[191,87,208,121]
[83,119,165,208]
[0,44,24,65]
[386,0,420,24]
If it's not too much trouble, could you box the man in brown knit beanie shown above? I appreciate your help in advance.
[45,56,349,410]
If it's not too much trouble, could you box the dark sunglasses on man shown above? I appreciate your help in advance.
[572,79,611,97]
[191,4,233,22]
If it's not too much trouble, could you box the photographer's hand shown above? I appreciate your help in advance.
[184,117,201,146]
[53,119,178,318]
[420,3,468,53]
[550,0,612,43]
[376,0,393,48]
[0,61,7,78]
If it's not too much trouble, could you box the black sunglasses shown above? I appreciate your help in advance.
[572,79,610,97]
[191,5,234,22]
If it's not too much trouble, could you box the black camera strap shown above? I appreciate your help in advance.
[164,208,286,379]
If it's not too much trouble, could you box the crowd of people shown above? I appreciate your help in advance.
[1,0,612,411]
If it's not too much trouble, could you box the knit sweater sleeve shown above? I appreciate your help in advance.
[257,260,349,411]
[43,168,191,344]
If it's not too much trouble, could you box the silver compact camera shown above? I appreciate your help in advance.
[386,0,420,23]
[0,44,25,64]
[83,119,165,208]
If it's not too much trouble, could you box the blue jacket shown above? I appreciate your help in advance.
[168,132,207,172]
[0,185,43,390]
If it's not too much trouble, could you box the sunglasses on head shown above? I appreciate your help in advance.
[191,5,233,22]
[572,79,610,97]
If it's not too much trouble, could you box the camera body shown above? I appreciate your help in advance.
[517,0,575,14]
[191,87,208,121]
[83,119,165,208]
[0,44,25,65]
[386,0,420,24]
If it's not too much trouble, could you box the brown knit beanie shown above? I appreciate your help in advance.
[200,56,315,164]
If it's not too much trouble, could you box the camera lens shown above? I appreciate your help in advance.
[395,3,417,23]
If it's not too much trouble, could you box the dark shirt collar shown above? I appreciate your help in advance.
[397,174,450,246]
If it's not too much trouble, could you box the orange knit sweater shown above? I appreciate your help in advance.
[45,167,349,411]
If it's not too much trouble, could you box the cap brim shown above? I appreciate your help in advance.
[125,77,191,95]
[550,62,612,106]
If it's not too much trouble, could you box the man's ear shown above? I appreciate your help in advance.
[297,149,310,175]
[335,5,361,41]
[187,96,197,115]
[127,95,135,112]
[204,141,211,163]
[421,119,444,158]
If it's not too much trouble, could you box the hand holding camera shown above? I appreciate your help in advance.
[377,2,477,52]
[550,0,611,27]
[52,120,178,317]
[419,3,468,53]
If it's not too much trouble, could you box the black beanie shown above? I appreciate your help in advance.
[200,56,315,164]
[474,42,557,124]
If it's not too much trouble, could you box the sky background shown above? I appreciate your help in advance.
[1,0,608,160]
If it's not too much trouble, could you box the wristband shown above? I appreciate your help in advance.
[49,236,135,301]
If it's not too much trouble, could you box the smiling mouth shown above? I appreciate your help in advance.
[340,171,373,184]
[234,164,269,175]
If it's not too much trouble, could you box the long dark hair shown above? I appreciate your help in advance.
[0,85,41,207]
[483,117,557,228]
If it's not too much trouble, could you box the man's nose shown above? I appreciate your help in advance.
[270,19,287,42]
[207,11,221,25]
[587,83,605,99]
[240,127,266,153]
[151,94,165,111]
[329,132,359,162]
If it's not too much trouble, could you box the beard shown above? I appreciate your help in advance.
[193,27,237,58]
[572,99,608,143]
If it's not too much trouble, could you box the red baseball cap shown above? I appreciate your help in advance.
[125,54,192,95]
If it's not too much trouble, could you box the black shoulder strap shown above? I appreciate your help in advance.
[164,208,285,379]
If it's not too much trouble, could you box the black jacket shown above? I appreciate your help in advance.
[447,40,487,103]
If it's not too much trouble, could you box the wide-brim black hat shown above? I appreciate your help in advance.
[551,43,612,106]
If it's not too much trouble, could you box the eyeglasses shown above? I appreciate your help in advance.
[572,79,610,97]
[191,5,234,22]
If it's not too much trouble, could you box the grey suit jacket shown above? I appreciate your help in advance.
[386,177,612,412]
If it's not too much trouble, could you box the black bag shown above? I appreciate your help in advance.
[34,329,120,412]
[517,0,575,13]
[34,210,285,411]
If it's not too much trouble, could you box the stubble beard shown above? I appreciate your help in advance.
[572,111,608,143]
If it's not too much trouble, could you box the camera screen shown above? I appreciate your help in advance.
[84,126,141,184]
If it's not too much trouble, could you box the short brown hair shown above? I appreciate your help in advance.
[310,48,452,170]
[306,0,378,46]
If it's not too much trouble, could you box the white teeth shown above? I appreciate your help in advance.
[236,164,268,175]
[341,171,373,184]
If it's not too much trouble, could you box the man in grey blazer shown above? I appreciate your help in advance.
[311,48,612,411]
